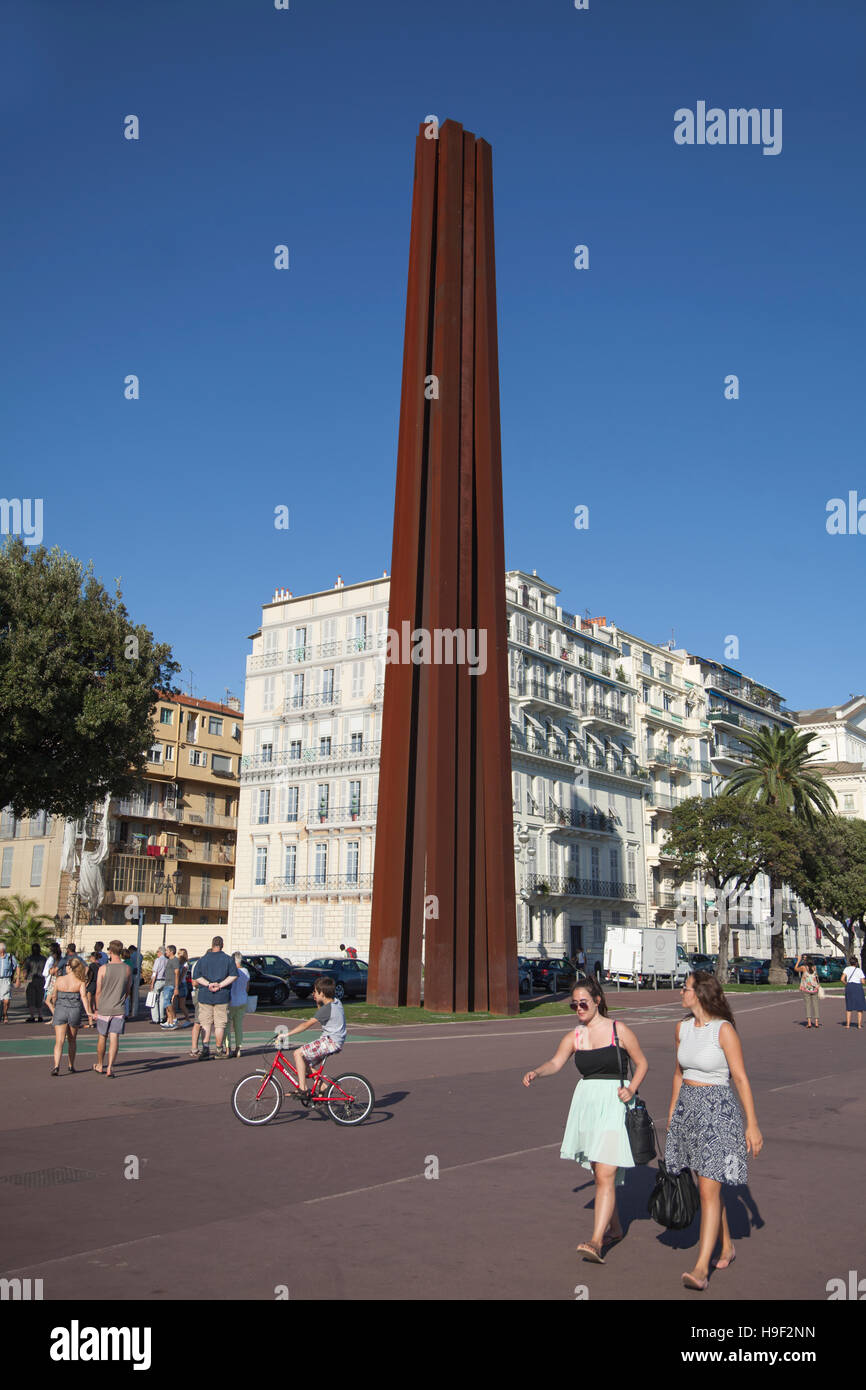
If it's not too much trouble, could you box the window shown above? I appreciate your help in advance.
[27,843,44,886]
[320,736,332,757]
[321,669,335,701]
[352,615,368,649]
[621,642,631,657]
[610,848,620,883]
[251,905,264,942]
[281,905,294,943]
[0,808,14,839]
[642,683,650,703]
[254,845,268,887]
[314,843,328,883]
[263,677,276,712]
[317,785,329,821]
[259,740,273,764]
[150,744,164,765]
[293,627,307,660]
[663,694,672,712]
[189,750,207,767]
[351,662,365,699]
[208,717,223,736]
[611,910,622,925]
[844,795,855,811]
[343,902,357,948]
[590,847,600,886]
[187,717,198,745]
[29,811,49,837]
[350,731,363,753]
[311,904,325,941]
[291,673,304,709]
[0,848,12,888]
[160,708,173,725]
[212,754,233,774]
[286,787,299,823]
[288,739,301,761]
[283,844,297,885]
[348,781,361,816]
[257,789,271,825]
[627,848,636,886]
[346,841,360,883]
[165,745,175,762]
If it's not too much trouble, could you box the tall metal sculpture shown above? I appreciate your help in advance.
[368,120,518,1015]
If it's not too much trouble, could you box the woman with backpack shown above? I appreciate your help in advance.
[794,954,821,1028]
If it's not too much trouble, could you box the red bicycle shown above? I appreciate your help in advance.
[231,1045,374,1127]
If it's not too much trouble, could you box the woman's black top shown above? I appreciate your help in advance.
[574,1025,628,1081]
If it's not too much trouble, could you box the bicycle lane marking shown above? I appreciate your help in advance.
[302,1142,562,1205]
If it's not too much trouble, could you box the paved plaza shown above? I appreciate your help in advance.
[0,988,861,1302]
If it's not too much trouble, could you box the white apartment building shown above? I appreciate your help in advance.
[230,576,389,957]
[230,571,830,965]
[796,697,866,821]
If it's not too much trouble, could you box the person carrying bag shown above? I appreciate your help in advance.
[613,1022,655,1165]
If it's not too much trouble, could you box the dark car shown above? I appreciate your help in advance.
[529,957,577,993]
[289,957,368,1001]
[727,956,764,983]
[517,961,532,995]
[688,953,716,972]
[244,954,294,981]
[241,959,292,1007]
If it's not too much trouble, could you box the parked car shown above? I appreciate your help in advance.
[244,953,294,980]
[289,957,368,1001]
[529,958,576,993]
[688,953,716,972]
[727,956,765,983]
[815,956,845,983]
[240,959,291,1007]
[517,961,533,995]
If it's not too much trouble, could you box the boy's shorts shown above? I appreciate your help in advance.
[299,1035,342,1064]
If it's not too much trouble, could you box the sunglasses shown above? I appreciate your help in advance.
[569,1000,592,1011]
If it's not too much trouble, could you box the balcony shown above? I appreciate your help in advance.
[578,655,613,679]
[646,790,685,812]
[645,749,694,773]
[511,678,575,711]
[706,674,791,719]
[525,872,637,901]
[585,751,649,782]
[544,805,617,834]
[307,804,377,827]
[581,702,630,729]
[112,797,180,822]
[510,731,575,766]
[241,741,379,775]
[181,810,236,829]
[282,690,342,714]
[711,743,750,765]
[643,704,685,728]
[652,890,677,908]
[268,874,374,894]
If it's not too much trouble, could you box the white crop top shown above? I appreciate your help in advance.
[677,1017,730,1085]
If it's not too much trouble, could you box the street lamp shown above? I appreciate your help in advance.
[153,869,181,947]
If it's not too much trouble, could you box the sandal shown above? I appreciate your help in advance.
[682,1273,709,1290]
[576,1242,605,1263]
[711,1248,736,1270]
[50,1066,60,1076]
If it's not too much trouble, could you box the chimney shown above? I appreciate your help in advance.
[335,575,344,588]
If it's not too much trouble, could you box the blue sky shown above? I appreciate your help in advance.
[4,0,865,709]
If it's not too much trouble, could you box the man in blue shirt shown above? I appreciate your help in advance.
[192,937,237,1060]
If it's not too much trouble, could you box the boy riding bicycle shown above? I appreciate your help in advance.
[279,975,346,1104]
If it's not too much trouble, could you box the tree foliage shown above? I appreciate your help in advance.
[789,817,866,955]
[0,538,179,818]
[0,893,57,961]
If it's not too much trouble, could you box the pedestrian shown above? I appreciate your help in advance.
[175,950,192,1025]
[20,943,47,1022]
[93,940,132,1077]
[842,956,866,1029]
[84,952,101,1025]
[227,951,250,1058]
[522,974,648,1263]
[47,957,93,1074]
[42,943,62,1022]
[60,943,82,976]
[576,945,587,975]
[794,953,821,1028]
[0,942,18,1022]
[149,946,167,1023]
[593,958,603,980]
[93,940,109,966]
[665,971,763,1291]
[191,937,237,1061]
[160,946,181,1030]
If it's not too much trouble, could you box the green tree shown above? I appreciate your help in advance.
[0,893,56,963]
[722,726,837,982]
[664,796,773,983]
[789,818,866,958]
[0,538,179,819]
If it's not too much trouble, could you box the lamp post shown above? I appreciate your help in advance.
[153,869,180,947]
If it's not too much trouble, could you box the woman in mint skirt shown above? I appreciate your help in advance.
[523,975,648,1262]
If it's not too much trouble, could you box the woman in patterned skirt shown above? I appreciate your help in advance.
[666,971,762,1290]
[523,975,648,1262]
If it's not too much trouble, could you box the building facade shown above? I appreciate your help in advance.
[0,692,243,959]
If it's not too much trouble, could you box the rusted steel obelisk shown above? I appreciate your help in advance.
[368,120,518,1015]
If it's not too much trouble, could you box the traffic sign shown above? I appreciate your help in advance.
[159,914,174,924]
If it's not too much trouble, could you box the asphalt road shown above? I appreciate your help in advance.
[0,988,861,1301]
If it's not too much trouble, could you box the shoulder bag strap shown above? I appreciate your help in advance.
[612,1021,633,1088]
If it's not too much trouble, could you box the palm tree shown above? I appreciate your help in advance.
[0,894,56,967]
[723,727,837,981]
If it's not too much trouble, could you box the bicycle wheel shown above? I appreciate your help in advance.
[325,1073,374,1125]
[231,1071,283,1126]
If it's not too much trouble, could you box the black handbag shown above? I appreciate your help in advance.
[648,1147,700,1230]
[613,1022,655,1165]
